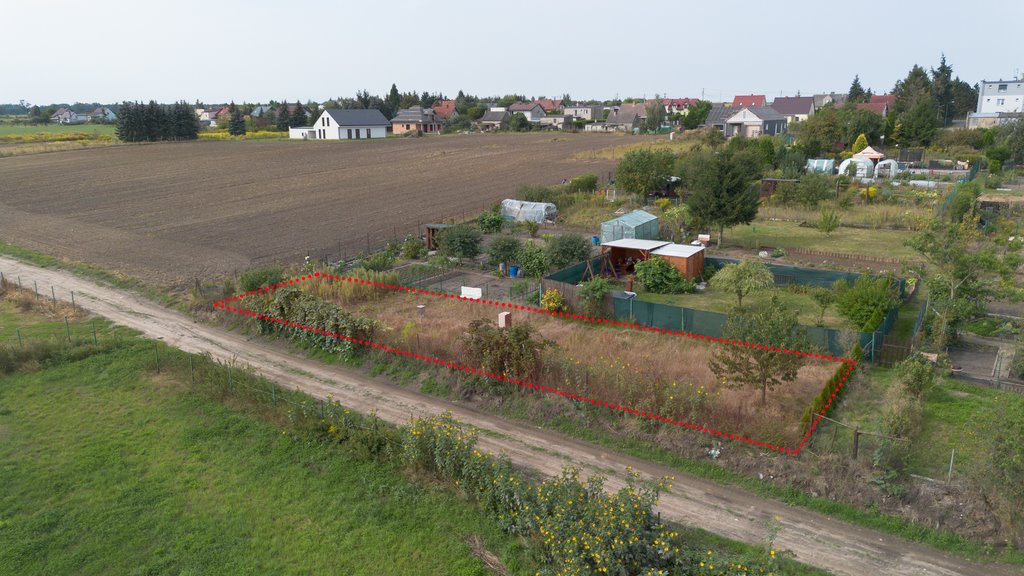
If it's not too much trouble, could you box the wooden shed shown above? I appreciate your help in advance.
[424,224,451,251]
[651,243,705,280]
[599,238,669,278]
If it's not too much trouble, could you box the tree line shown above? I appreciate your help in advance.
[115,101,200,142]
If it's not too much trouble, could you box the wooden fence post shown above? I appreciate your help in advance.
[852,426,860,460]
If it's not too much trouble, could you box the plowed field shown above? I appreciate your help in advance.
[0,133,639,286]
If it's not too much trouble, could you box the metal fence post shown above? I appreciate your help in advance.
[154,342,160,373]
[17,328,23,348]
[65,317,70,342]
[18,276,22,289]
[947,448,955,483]
[92,321,97,345]
[852,426,860,460]
[71,291,75,309]
[34,280,38,299]
[51,285,57,305]
[227,365,233,391]
[189,355,195,385]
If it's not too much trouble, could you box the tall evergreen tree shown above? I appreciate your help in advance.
[143,100,167,141]
[931,54,954,126]
[228,101,246,136]
[682,147,763,247]
[386,83,401,118]
[847,75,867,104]
[275,99,291,131]
[289,101,308,127]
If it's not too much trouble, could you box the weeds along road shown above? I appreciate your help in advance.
[2,256,1016,576]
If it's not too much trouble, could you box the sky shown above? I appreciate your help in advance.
[4,0,1023,106]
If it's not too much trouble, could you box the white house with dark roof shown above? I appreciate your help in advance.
[290,108,390,140]
[704,105,787,138]
[508,102,546,122]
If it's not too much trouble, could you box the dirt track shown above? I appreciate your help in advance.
[3,256,1018,576]
[0,134,633,287]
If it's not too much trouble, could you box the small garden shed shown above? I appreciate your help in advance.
[600,210,659,244]
[600,238,669,278]
[651,243,705,280]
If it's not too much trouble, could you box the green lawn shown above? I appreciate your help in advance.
[638,286,852,330]
[0,318,536,575]
[0,123,117,137]
[909,377,1024,480]
[722,219,919,260]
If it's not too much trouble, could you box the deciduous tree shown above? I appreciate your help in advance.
[709,260,774,309]
[615,149,676,195]
[710,295,809,405]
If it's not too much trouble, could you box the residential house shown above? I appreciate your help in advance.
[564,105,604,121]
[50,107,83,124]
[83,107,117,122]
[968,78,1024,128]
[731,94,766,108]
[704,104,786,138]
[195,106,230,126]
[290,108,389,140]
[391,106,443,135]
[432,99,459,121]
[477,108,511,131]
[661,98,699,115]
[508,102,546,122]
[532,98,563,113]
[539,115,571,130]
[769,96,814,123]
[855,95,894,117]
[604,102,646,131]
[812,92,847,108]
[250,105,273,118]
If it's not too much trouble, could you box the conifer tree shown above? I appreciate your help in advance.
[228,101,246,135]
[275,100,291,131]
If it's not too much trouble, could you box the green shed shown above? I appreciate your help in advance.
[600,210,659,244]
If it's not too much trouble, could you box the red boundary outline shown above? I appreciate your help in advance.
[214,273,857,455]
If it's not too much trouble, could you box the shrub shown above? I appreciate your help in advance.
[517,184,559,204]
[238,266,284,292]
[565,173,598,192]
[895,354,936,396]
[462,318,549,381]
[1010,337,1024,379]
[436,224,482,260]
[360,251,395,272]
[577,277,612,317]
[541,288,568,313]
[545,234,591,270]
[478,210,504,234]
[833,273,900,330]
[515,241,549,278]
[249,287,379,358]
[634,257,694,294]
[402,236,426,259]
[817,208,841,236]
[523,220,540,238]
[487,236,522,268]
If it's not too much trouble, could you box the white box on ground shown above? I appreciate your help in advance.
[460,286,482,300]
[498,312,512,328]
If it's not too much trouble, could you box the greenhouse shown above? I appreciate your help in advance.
[499,199,557,223]
[599,210,659,243]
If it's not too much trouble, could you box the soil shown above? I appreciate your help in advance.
[0,134,641,288]
[5,255,1021,576]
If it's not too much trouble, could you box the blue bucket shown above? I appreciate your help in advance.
[508,265,519,278]
[591,235,600,245]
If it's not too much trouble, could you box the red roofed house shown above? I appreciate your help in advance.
[532,98,563,112]
[660,98,700,114]
[856,95,894,117]
[732,94,766,108]
[432,99,459,120]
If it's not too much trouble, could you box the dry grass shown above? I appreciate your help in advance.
[331,287,834,446]
[0,139,121,158]
[1,279,86,320]
[571,133,697,160]
[303,269,399,305]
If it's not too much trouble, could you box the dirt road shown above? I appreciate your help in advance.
[2,256,1015,576]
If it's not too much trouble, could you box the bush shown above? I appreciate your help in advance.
[402,236,426,260]
[523,220,540,238]
[895,354,936,396]
[462,318,549,381]
[517,184,559,204]
[238,266,284,292]
[515,241,549,278]
[250,287,379,358]
[436,224,482,260]
[487,236,522,268]
[1011,337,1024,379]
[361,251,395,272]
[634,257,694,294]
[577,277,612,317]
[833,273,900,330]
[478,210,504,234]
[565,173,598,192]
[545,234,591,270]
[541,288,568,313]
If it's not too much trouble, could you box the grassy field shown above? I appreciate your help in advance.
[0,123,117,137]
[722,219,920,260]
[0,313,538,575]
[638,286,852,330]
